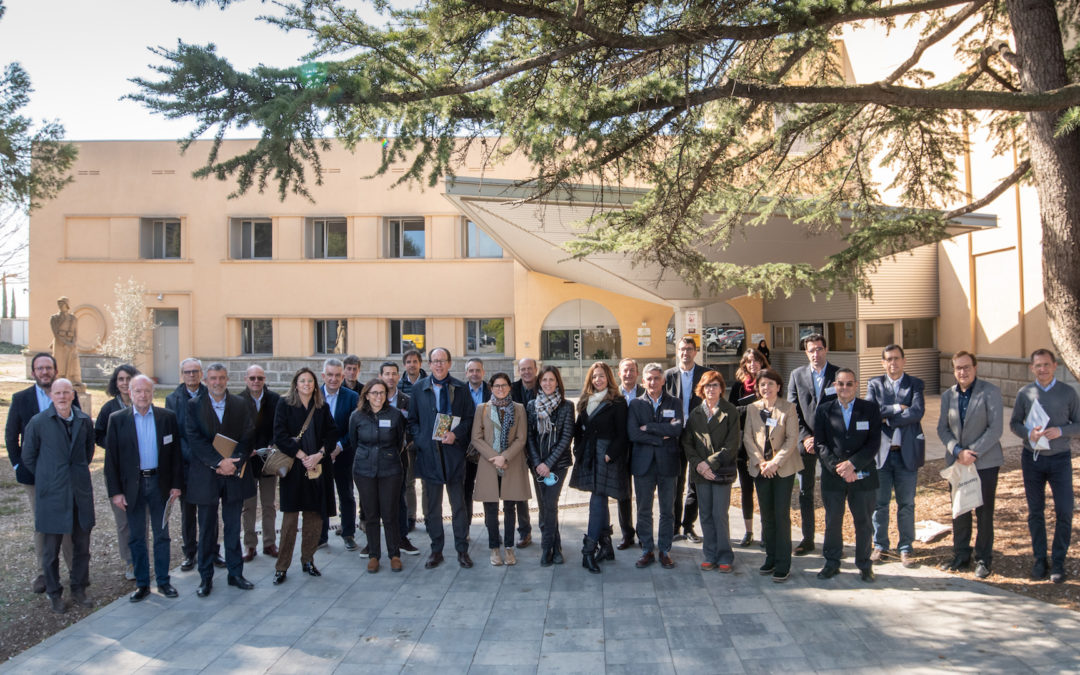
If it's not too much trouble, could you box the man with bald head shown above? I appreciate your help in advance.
[509,357,538,547]
[239,364,282,560]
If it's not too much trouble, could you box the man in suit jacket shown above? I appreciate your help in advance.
[786,333,839,555]
[104,375,184,602]
[617,358,645,549]
[937,350,1003,579]
[185,363,255,597]
[5,352,79,594]
[866,345,925,568]
[164,357,211,571]
[382,361,420,555]
[814,368,881,581]
[406,348,476,569]
[664,336,711,542]
[320,358,361,551]
[238,364,282,561]
[22,379,95,614]
[630,362,685,569]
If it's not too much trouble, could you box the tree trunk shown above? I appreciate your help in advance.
[1008,0,1080,379]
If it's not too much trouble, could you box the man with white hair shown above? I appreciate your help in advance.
[104,375,184,602]
[165,357,214,571]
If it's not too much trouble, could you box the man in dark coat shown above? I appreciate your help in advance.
[238,364,282,561]
[5,352,80,594]
[664,336,711,543]
[164,357,211,571]
[508,357,536,547]
[814,368,881,582]
[319,357,360,550]
[22,379,95,613]
[406,348,476,569]
[617,357,645,549]
[185,363,255,597]
[104,375,184,602]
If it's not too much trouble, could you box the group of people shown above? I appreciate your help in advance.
[5,334,1079,613]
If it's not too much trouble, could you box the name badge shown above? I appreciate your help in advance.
[379,419,392,428]
[825,386,836,396]
[856,421,869,431]
[766,418,778,428]
[662,409,675,418]
[163,434,173,444]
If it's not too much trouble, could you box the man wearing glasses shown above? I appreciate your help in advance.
[814,368,880,582]
[239,365,281,561]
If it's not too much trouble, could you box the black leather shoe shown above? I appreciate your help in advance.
[227,575,255,590]
[617,537,636,551]
[458,551,474,568]
[213,554,227,569]
[683,529,702,544]
[158,583,179,598]
[552,548,564,565]
[130,587,151,603]
[860,568,875,582]
[180,556,196,572]
[974,562,992,579]
[540,549,554,567]
[738,532,753,547]
[196,580,213,597]
[273,571,287,585]
[32,574,46,594]
[794,540,815,556]
[816,566,840,580]
[49,594,66,614]
[302,562,322,577]
[1031,559,1050,581]
[938,556,968,571]
[71,588,94,608]
[425,552,444,569]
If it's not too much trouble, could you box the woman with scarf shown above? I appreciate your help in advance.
[570,361,629,573]
[95,363,139,580]
[471,372,528,566]
[526,365,575,565]
[728,348,770,546]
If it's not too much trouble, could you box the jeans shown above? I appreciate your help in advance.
[873,451,918,553]
[798,453,818,542]
[698,481,733,565]
[756,474,795,576]
[356,473,401,559]
[242,474,277,548]
[41,501,91,597]
[634,472,675,554]
[423,478,469,554]
[1021,450,1074,568]
[535,468,567,552]
[673,452,699,534]
[953,465,999,565]
[822,488,874,571]
[587,492,610,542]
[127,476,171,587]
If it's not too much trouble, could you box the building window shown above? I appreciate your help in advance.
[827,321,857,352]
[866,323,895,349]
[464,220,502,258]
[540,328,620,361]
[466,318,504,354]
[315,319,347,354]
[390,319,426,355]
[307,218,347,258]
[230,218,272,259]
[140,218,181,259]
[386,218,425,258]
[772,324,795,350]
[798,323,824,348]
[241,319,273,355]
[902,318,935,349]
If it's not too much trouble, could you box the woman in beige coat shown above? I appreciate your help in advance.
[471,372,529,566]
[743,368,801,582]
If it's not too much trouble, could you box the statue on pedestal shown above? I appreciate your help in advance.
[50,296,83,387]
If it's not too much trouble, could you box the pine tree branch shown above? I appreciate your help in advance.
[944,158,1030,219]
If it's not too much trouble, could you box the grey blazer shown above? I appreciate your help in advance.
[938,379,1004,470]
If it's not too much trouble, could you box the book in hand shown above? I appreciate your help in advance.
[432,414,461,441]
[212,433,246,477]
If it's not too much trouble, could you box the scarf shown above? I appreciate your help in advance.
[432,374,451,413]
[534,390,562,436]
[586,390,608,416]
[741,377,756,394]
[489,395,514,476]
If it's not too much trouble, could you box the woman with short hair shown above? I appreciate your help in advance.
[526,365,575,565]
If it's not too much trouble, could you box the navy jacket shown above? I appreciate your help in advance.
[627,392,685,478]
[323,385,360,453]
[104,405,184,503]
[814,397,881,492]
[406,376,476,484]
[164,382,208,471]
[184,392,255,505]
[5,384,81,485]
[866,373,926,471]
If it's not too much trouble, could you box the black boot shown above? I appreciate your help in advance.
[582,536,601,574]
[540,548,554,567]
[597,526,615,562]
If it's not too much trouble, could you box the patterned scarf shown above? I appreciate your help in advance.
[534,390,562,436]
[490,395,514,476]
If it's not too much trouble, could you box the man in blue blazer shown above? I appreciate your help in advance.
[319,358,361,551]
[866,345,925,568]
[815,368,881,582]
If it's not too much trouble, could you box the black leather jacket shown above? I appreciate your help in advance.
[526,399,575,472]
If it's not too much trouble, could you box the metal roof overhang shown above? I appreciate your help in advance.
[443,176,997,308]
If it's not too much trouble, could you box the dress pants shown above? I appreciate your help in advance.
[25,485,72,580]
[110,501,132,565]
[356,474,401,560]
[196,496,243,581]
[277,511,323,571]
[756,474,796,576]
[736,455,755,522]
[697,481,734,566]
[242,475,278,549]
[798,453,818,542]
[821,487,874,571]
[534,467,567,552]
[127,475,171,587]
[404,446,423,522]
[423,478,469,554]
[484,500,520,548]
[464,460,478,526]
[180,496,199,559]
[673,452,699,534]
[1021,450,1074,568]
[952,465,999,565]
[872,451,917,553]
[41,501,91,597]
[635,472,676,554]
[321,449,358,541]
[617,484,636,541]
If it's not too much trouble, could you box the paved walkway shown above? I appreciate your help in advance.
[5,493,1079,674]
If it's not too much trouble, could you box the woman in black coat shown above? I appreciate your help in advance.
[728,348,770,546]
[349,378,407,574]
[272,367,336,584]
[569,361,629,573]
[94,363,138,579]
[526,366,575,566]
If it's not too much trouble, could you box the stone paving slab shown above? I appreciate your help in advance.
[5,498,1080,674]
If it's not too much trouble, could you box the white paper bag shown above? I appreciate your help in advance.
[940,462,983,518]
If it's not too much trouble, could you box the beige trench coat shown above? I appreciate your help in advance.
[742,398,802,478]
[471,402,530,502]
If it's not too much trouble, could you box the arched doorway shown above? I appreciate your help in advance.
[540,299,621,388]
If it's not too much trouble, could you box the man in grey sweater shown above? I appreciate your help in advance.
[1010,348,1080,583]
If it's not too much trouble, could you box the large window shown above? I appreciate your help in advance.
[827,321,857,352]
[307,218,347,258]
[386,218,425,258]
[140,218,181,259]
[466,318,504,354]
[230,218,272,259]
[241,319,273,355]
[866,323,895,349]
[315,319,347,354]
[903,318,935,349]
[390,319,426,354]
[464,220,502,258]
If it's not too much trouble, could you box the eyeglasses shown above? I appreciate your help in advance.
[247,376,265,381]
[368,391,387,397]
[702,383,721,388]
[182,370,201,376]
[491,383,510,389]
[835,381,856,388]
[806,347,826,354]
[430,359,449,365]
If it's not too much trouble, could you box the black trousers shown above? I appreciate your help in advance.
[181,495,199,558]
[673,452,699,534]
[617,477,635,540]
[484,500,521,548]
[422,478,469,554]
[356,473,402,560]
[41,501,92,597]
[534,467,568,552]
[736,455,755,521]
[821,487,874,571]
[197,497,243,581]
[953,465,1000,565]
[798,453,818,542]
[464,460,478,525]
